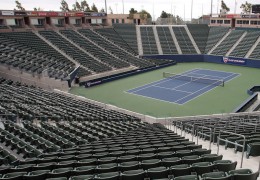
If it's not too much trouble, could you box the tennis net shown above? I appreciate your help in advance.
[163,72,224,87]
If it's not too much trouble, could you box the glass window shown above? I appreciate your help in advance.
[242,20,249,24]
[111,19,114,24]
[122,19,125,23]
[116,19,119,23]
[224,20,230,24]
[217,20,223,24]
[211,20,216,24]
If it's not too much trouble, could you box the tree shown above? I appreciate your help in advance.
[15,0,25,11]
[160,11,168,18]
[109,6,113,14]
[72,1,81,11]
[33,7,43,11]
[160,11,173,18]
[81,0,90,11]
[60,0,70,12]
[91,3,98,12]
[129,8,138,19]
[99,8,105,13]
[221,0,230,12]
[240,1,252,14]
[139,10,152,20]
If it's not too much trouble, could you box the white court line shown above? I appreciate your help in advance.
[194,68,241,76]
[124,91,181,105]
[153,85,192,94]
[130,78,173,93]
[128,69,200,94]
[175,73,239,104]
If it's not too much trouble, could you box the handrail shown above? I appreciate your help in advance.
[196,126,212,150]
[217,130,246,168]
[183,123,195,142]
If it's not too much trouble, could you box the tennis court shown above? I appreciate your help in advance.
[127,68,240,105]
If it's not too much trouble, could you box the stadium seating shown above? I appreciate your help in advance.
[229,31,260,58]
[113,24,139,54]
[61,30,130,69]
[211,30,245,56]
[204,26,230,54]
[172,26,197,54]
[140,26,159,54]
[249,38,260,59]
[39,30,111,73]
[187,24,209,54]
[0,32,77,79]
[95,28,136,55]
[156,26,178,55]
[173,116,260,157]
[77,29,157,68]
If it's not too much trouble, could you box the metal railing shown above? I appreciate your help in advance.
[183,123,195,142]
[196,126,212,150]
[217,130,246,168]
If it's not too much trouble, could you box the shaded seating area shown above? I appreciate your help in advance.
[156,26,178,55]
[211,30,245,56]
[39,30,111,73]
[95,28,136,55]
[0,32,77,79]
[77,29,157,68]
[172,26,197,54]
[113,24,139,54]
[140,26,159,55]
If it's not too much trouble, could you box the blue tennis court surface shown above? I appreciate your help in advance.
[127,69,240,105]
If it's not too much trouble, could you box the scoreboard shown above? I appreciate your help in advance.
[252,5,260,13]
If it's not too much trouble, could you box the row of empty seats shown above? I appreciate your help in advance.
[0,31,77,79]
[173,114,260,158]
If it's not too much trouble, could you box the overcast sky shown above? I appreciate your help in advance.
[1,0,260,20]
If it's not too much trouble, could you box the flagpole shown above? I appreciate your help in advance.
[105,0,107,13]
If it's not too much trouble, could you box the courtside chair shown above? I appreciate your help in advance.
[118,155,137,163]
[201,154,223,162]
[69,174,93,180]
[174,175,198,180]
[141,159,161,170]
[94,172,120,180]
[98,157,117,164]
[201,171,232,180]
[181,155,202,164]
[77,158,97,166]
[73,165,96,176]
[162,157,181,167]
[0,171,27,180]
[24,169,50,180]
[191,162,214,176]
[192,149,211,156]
[170,164,191,177]
[45,177,67,180]
[48,167,73,179]
[158,151,175,159]
[119,161,140,171]
[229,169,259,180]
[213,160,237,172]
[147,166,170,180]
[96,163,118,174]
[121,169,146,180]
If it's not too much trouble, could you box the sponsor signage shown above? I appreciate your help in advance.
[241,14,259,19]
[14,11,27,16]
[222,57,246,65]
[1,11,14,16]
[38,12,47,16]
[85,80,102,87]
[75,12,84,17]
